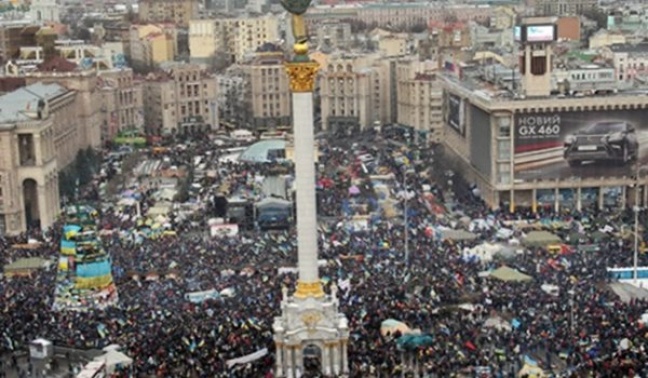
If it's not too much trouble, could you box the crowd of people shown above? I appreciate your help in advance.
[1,132,648,378]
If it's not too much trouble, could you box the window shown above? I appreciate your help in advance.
[498,140,511,160]
[498,117,511,137]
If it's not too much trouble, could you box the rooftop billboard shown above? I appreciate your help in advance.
[513,109,646,181]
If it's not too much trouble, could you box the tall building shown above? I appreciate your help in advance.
[318,53,391,137]
[396,60,444,143]
[240,44,292,130]
[98,68,144,141]
[188,15,280,64]
[143,62,217,135]
[441,17,648,212]
[129,24,178,70]
[0,83,91,234]
[215,70,249,130]
[11,59,103,150]
[138,0,198,28]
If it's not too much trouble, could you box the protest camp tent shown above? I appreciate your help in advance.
[522,230,561,247]
[255,197,292,211]
[517,362,546,377]
[4,257,50,277]
[380,319,411,337]
[147,202,173,216]
[95,349,133,374]
[439,229,477,242]
[489,266,532,282]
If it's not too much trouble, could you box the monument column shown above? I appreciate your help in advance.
[285,51,324,299]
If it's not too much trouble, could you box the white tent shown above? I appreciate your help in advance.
[95,350,133,374]
[462,243,501,263]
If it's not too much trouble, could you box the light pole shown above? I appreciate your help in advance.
[633,165,648,283]
[402,168,415,270]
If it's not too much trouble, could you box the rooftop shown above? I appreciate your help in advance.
[447,60,648,102]
[609,43,648,54]
[0,82,68,124]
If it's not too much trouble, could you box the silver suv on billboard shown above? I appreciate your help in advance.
[564,121,639,167]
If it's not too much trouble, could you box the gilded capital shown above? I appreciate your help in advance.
[285,61,319,93]
[294,280,325,298]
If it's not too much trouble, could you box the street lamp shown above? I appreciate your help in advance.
[633,165,648,283]
[402,168,415,271]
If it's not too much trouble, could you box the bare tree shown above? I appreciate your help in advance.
[209,51,231,73]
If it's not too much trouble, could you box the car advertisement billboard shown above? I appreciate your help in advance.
[447,93,465,136]
[514,110,647,181]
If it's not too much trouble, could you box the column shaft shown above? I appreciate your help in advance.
[292,92,319,284]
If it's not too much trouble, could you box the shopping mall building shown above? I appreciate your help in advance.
[442,17,648,212]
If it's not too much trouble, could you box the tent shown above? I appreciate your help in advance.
[463,243,501,263]
[522,231,561,247]
[483,316,512,331]
[95,350,133,374]
[4,257,50,277]
[439,229,477,242]
[380,319,411,337]
[517,363,546,377]
[489,266,532,282]
[147,202,172,216]
[255,197,292,211]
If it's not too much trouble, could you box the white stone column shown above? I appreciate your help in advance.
[38,184,47,228]
[322,345,331,376]
[292,91,319,284]
[341,340,349,374]
[276,343,284,377]
[332,343,340,375]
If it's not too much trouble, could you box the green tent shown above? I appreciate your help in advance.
[489,266,532,282]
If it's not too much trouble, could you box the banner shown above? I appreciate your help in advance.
[226,348,268,368]
[210,224,239,238]
[185,290,221,303]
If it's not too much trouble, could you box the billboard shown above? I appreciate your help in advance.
[514,26,522,41]
[526,25,555,42]
[447,93,465,136]
[514,109,647,181]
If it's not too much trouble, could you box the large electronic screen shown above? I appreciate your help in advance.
[526,25,555,42]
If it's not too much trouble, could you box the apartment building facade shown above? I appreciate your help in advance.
[215,69,249,130]
[138,0,198,28]
[533,0,596,16]
[319,53,391,137]
[143,62,217,135]
[396,60,444,142]
[188,15,280,64]
[240,47,291,130]
[129,24,178,70]
[98,68,144,141]
[305,3,494,30]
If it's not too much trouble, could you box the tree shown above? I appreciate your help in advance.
[208,51,231,73]
[583,7,607,30]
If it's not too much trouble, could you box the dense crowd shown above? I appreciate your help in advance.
[2,134,648,378]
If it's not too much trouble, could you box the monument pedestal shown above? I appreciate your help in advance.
[273,288,349,377]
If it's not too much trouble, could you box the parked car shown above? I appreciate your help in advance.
[564,121,639,167]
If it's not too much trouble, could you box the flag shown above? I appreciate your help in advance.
[338,278,351,291]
